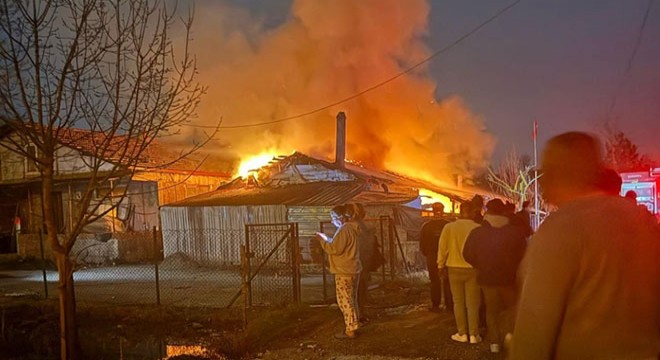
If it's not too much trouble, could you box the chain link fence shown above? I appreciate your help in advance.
[1,218,411,309]
[242,223,300,307]
[315,216,412,302]
[1,225,318,309]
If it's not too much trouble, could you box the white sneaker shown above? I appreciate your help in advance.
[490,343,500,353]
[469,335,482,344]
[504,333,513,350]
[450,333,468,343]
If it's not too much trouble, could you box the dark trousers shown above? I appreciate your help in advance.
[482,285,516,344]
[357,271,370,319]
[425,256,453,309]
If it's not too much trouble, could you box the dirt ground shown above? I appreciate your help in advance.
[0,277,504,360]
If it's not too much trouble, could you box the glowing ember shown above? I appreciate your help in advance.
[419,188,453,213]
[165,345,209,358]
[237,152,277,178]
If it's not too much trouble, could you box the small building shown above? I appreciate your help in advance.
[0,126,230,262]
[160,152,489,266]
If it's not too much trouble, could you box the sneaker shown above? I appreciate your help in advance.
[490,343,500,353]
[469,335,482,344]
[450,333,468,343]
[504,333,513,351]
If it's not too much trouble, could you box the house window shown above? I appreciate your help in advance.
[25,144,39,174]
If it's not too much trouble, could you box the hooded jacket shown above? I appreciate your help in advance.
[463,214,527,286]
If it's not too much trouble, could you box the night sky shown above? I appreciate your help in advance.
[429,0,660,162]
[205,0,660,164]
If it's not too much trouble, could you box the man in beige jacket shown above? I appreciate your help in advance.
[509,132,660,359]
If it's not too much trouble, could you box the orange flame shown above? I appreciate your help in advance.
[419,188,453,213]
[236,153,276,179]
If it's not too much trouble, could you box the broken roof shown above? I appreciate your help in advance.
[166,152,492,207]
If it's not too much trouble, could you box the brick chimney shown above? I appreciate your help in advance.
[335,112,346,168]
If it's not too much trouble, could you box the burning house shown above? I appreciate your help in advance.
[160,114,491,266]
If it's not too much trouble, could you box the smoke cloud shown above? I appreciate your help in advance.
[181,0,495,181]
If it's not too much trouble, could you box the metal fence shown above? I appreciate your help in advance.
[317,216,411,302]
[241,223,300,307]
[1,225,316,309]
[1,219,411,310]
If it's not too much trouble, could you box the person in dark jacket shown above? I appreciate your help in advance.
[597,168,622,196]
[470,195,485,223]
[420,203,452,312]
[350,203,379,323]
[511,201,533,238]
[464,199,527,353]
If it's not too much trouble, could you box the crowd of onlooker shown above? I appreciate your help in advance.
[316,131,659,359]
[424,131,660,358]
[422,195,531,352]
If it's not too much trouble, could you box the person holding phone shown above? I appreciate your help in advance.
[316,204,362,339]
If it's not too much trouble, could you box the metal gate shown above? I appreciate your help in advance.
[241,223,300,307]
[318,216,410,302]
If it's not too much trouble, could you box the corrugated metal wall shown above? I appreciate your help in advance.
[160,203,423,267]
[160,205,287,264]
[287,206,331,262]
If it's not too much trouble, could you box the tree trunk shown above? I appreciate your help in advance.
[54,251,79,360]
[43,162,80,360]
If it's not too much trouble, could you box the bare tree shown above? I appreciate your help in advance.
[0,1,210,358]
[486,147,541,210]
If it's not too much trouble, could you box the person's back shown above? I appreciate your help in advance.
[356,220,376,268]
[512,194,660,359]
[421,216,450,311]
[463,221,526,287]
[438,218,480,268]
[420,218,448,258]
[511,209,533,238]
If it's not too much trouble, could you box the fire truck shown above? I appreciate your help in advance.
[619,168,660,215]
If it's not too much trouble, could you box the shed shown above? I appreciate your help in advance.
[160,152,487,265]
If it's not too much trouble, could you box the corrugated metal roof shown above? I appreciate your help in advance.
[165,181,376,207]
[166,151,494,208]
[223,152,491,202]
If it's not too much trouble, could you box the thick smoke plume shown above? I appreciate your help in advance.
[183,0,495,181]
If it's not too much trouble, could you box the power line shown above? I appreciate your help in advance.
[185,0,523,130]
[608,0,655,115]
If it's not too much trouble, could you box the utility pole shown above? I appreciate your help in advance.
[533,120,540,230]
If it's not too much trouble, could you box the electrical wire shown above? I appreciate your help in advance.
[185,0,523,130]
[608,0,655,115]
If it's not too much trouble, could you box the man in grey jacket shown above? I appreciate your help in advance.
[509,132,660,359]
